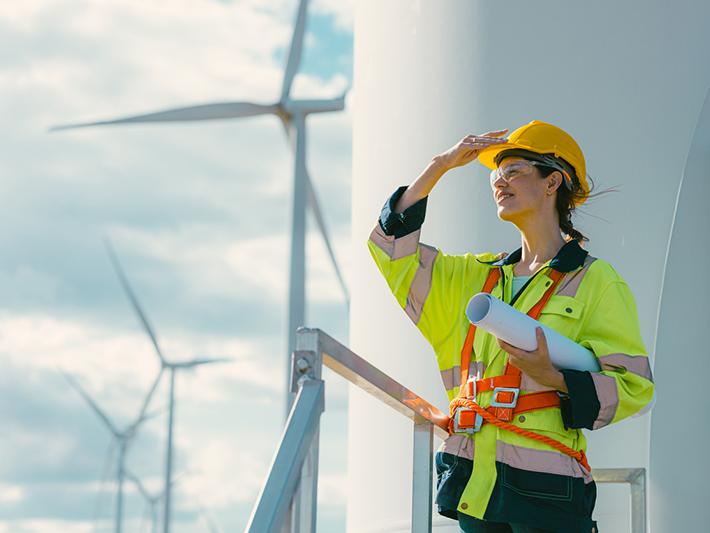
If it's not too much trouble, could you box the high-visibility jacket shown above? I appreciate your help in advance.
[367,185,655,532]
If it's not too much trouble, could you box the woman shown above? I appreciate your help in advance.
[367,120,654,533]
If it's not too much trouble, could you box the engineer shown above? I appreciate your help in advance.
[367,120,654,533]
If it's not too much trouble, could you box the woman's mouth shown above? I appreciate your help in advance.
[497,193,514,203]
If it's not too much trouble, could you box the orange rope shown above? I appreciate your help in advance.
[449,397,591,473]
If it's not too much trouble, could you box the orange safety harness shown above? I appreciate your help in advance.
[447,267,591,473]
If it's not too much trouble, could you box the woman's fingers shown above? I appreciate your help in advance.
[463,135,508,143]
[464,136,508,145]
[482,129,509,137]
[536,327,547,344]
[466,131,507,139]
[497,337,516,352]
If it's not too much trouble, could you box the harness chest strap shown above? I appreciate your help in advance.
[448,266,592,473]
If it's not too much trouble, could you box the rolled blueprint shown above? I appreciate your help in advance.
[466,293,601,372]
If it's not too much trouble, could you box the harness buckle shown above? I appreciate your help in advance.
[453,407,483,434]
[490,387,520,409]
[465,377,477,399]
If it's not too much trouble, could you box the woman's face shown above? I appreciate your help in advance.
[490,156,555,223]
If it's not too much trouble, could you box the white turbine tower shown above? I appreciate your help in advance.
[104,239,230,533]
[61,369,162,533]
[49,0,350,415]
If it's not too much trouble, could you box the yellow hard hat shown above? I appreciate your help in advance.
[477,120,590,206]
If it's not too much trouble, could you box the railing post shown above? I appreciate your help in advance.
[290,425,320,532]
[411,418,434,533]
[245,340,324,533]
[630,469,646,533]
[592,467,647,533]
[288,328,324,533]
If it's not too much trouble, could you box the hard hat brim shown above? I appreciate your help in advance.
[477,142,532,170]
[478,141,590,207]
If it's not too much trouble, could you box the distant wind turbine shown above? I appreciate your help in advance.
[61,370,162,533]
[127,466,222,533]
[49,0,350,416]
[103,238,231,533]
[125,469,163,533]
[125,468,186,533]
[196,501,223,533]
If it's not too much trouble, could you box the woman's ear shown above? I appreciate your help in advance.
[547,170,564,195]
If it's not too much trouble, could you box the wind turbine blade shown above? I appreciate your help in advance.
[176,357,232,369]
[124,469,152,502]
[305,169,350,305]
[61,371,120,436]
[278,116,350,304]
[142,407,165,423]
[103,238,166,365]
[49,102,280,132]
[133,368,164,427]
[281,0,310,102]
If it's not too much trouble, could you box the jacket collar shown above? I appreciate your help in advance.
[476,239,589,273]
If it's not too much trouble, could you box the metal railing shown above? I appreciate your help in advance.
[244,327,647,533]
[593,467,646,533]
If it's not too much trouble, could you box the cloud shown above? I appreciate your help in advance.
[177,439,268,506]
[0,484,24,504]
[313,0,355,32]
[0,520,95,533]
[1,0,352,529]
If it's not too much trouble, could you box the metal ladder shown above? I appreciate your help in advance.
[245,328,646,533]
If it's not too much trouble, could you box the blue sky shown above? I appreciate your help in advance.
[0,0,353,531]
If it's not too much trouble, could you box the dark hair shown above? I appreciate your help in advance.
[535,162,617,244]
[494,148,618,244]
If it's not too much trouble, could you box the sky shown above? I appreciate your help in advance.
[0,0,354,531]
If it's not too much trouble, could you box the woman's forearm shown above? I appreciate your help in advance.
[393,156,449,213]
[393,130,508,213]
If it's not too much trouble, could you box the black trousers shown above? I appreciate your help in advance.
[457,512,554,533]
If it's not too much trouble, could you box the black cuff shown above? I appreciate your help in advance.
[378,185,428,238]
[558,369,601,430]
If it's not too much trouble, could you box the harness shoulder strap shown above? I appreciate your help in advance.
[458,268,501,397]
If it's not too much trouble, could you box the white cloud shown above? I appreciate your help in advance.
[0,312,280,412]
[1,0,352,527]
[178,439,268,506]
[0,484,24,504]
[107,223,351,306]
[0,520,94,533]
[313,0,355,32]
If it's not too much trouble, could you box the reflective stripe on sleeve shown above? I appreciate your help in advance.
[404,244,438,324]
[590,373,619,429]
[598,353,654,381]
[368,223,421,260]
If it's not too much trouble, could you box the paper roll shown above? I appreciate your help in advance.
[466,293,601,372]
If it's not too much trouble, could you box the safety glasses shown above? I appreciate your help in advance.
[489,159,573,190]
